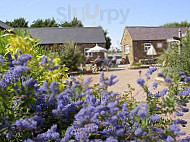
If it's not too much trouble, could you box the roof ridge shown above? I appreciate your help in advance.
[0,20,13,29]
[18,27,102,30]
[126,26,188,28]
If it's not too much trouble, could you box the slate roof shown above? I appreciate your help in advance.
[0,20,12,30]
[126,26,188,41]
[19,27,106,44]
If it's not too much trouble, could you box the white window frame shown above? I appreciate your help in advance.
[84,48,93,57]
[144,43,151,52]
[124,44,130,54]
[157,43,163,48]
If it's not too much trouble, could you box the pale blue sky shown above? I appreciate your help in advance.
[1,0,190,48]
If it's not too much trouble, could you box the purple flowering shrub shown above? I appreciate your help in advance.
[136,67,190,140]
[1,52,190,141]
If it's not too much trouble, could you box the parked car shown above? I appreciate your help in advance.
[108,55,122,65]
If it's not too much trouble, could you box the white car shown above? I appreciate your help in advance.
[108,55,122,65]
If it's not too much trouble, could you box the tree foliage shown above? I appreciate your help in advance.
[61,17,83,27]
[103,29,112,50]
[158,31,190,77]
[6,18,28,28]
[58,42,84,71]
[0,29,43,56]
[163,21,190,27]
[30,18,58,27]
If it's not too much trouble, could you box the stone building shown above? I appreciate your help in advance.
[24,27,106,57]
[0,20,106,57]
[121,26,187,64]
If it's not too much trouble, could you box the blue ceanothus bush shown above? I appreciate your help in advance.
[0,51,190,142]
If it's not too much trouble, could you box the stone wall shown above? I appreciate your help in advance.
[41,43,106,58]
[121,27,169,64]
[121,28,134,64]
[133,40,168,61]
[78,43,106,59]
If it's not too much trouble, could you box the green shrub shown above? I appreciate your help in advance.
[0,29,45,56]
[132,62,142,66]
[0,57,190,141]
[158,31,190,77]
[0,30,68,89]
[58,42,84,71]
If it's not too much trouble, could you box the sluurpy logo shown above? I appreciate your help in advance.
[56,3,130,25]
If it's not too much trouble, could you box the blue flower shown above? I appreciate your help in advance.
[175,112,184,116]
[151,127,163,133]
[13,118,37,130]
[136,78,145,87]
[145,73,151,80]
[49,57,53,64]
[61,126,76,142]
[23,139,35,142]
[166,135,174,142]
[134,128,142,136]
[146,67,157,75]
[182,108,189,112]
[38,80,49,92]
[40,56,48,65]
[159,88,168,96]
[7,53,13,63]
[105,136,118,142]
[49,65,59,71]
[100,72,105,83]
[105,74,119,86]
[178,131,186,136]
[37,125,60,141]
[153,82,158,89]
[149,114,160,123]
[6,132,12,139]
[18,49,22,55]
[0,79,7,88]
[174,119,187,125]
[0,55,4,64]
[18,54,32,63]
[184,77,190,83]
[178,91,189,97]
[22,77,37,87]
[165,77,172,83]
[158,72,164,77]
[168,124,180,134]
[138,109,148,119]
[116,128,125,136]
[82,77,92,86]
[178,72,185,76]
[74,124,99,141]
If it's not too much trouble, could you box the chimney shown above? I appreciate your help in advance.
[178,28,182,38]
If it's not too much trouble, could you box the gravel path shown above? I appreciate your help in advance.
[77,65,165,101]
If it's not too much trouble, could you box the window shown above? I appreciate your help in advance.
[157,43,163,48]
[144,43,151,52]
[84,48,93,57]
[125,44,130,54]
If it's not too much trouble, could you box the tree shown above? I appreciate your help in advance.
[61,17,83,27]
[163,21,190,27]
[103,30,112,50]
[30,18,58,27]
[59,42,84,71]
[6,18,28,28]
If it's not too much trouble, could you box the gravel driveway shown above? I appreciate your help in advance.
[77,65,164,101]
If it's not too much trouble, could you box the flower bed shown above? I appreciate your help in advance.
[0,52,190,141]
